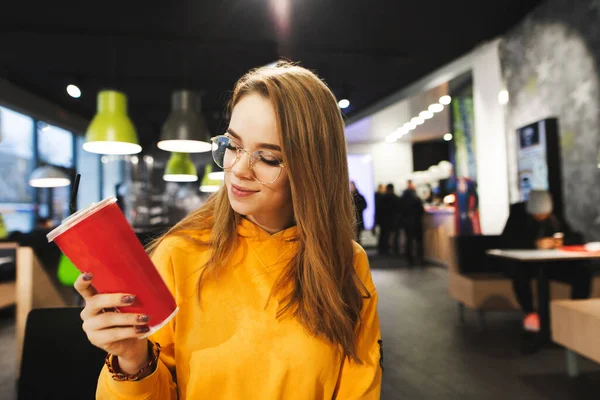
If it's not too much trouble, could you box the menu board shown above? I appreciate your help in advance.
[517,120,549,202]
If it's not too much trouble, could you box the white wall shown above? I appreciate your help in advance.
[348,154,375,229]
[347,141,413,194]
[472,39,509,234]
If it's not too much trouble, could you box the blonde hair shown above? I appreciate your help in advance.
[148,62,367,362]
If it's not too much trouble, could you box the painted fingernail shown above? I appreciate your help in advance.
[137,315,150,323]
[136,325,150,334]
[82,273,93,281]
[121,295,136,304]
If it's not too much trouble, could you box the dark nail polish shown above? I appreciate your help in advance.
[82,273,93,281]
[136,325,150,334]
[137,315,150,323]
[121,295,136,304]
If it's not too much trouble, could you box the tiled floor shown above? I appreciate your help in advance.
[1,253,600,399]
[371,253,600,399]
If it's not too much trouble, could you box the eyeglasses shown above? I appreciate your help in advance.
[210,134,285,184]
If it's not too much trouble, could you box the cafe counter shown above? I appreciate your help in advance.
[423,206,455,266]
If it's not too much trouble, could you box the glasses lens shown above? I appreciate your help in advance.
[252,150,282,184]
[212,136,237,169]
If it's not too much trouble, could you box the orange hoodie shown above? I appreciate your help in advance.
[97,218,382,399]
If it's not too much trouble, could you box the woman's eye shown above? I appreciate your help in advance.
[260,155,280,166]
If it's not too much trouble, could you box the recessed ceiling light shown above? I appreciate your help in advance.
[67,84,81,98]
[439,95,451,105]
[405,121,417,130]
[338,99,350,109]
[444,133,453,141]
[411,116,424,125]
[385,135,397,143]
[429,103,444,113]
[420,110,434,119]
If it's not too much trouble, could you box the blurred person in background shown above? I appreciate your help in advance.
[377,183,399,256]
[398,180,425,266]
[502,190,591,353]
[350,181,367,245]
[372,183,386,235]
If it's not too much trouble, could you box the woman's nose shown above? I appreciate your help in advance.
[231,150,253,180]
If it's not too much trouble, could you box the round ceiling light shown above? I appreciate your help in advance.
[411,117,424,125]
[429,103,444,113]
[66,84,81,99]
[439,95,452,105]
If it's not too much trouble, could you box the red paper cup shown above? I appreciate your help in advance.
[47,197,178,338]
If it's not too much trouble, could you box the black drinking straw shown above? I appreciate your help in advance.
[69,174,81,216]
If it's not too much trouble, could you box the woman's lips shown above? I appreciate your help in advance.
[231,183,259,198]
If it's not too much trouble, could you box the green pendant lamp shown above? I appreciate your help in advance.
[57,253,80,286]
[200,164,223,192]
[208,163,224,181]
[0,212,7,240]
[158,90,211,153]
[163,152,198,182]
[83,90,141,155]
[29,166,71,188]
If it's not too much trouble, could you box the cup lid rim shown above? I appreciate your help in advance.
[47,197,118,243]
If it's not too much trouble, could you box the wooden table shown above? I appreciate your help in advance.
[486,249,600,342]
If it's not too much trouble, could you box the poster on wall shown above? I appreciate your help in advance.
[516,121,549,202]
[449,92,481,235]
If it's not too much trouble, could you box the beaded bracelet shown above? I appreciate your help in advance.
[105,341,161,381]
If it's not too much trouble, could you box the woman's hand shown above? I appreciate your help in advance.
[74,272,151,374]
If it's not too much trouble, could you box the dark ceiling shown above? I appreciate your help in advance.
[0,0,543,149]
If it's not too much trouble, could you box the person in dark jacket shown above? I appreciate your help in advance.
[398,181,425,265]
[502,190,591,341]
[350,181,367,244]
[377,184,399,255]
[372,184,386,235]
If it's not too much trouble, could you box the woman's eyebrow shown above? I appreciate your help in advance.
[227,128,282,152]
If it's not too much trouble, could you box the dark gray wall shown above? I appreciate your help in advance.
[500,0,600,240]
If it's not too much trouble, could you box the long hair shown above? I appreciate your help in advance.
[147,62,367,363]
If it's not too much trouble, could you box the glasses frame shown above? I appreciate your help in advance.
[210,134,286,185]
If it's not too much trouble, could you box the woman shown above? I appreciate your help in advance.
[76,62,382,399]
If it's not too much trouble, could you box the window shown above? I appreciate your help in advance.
[37,122,74,168]
[0,106,35,231]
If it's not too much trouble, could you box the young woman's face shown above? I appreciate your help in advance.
[225,93,294,231]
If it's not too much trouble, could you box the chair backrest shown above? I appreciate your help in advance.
[0,243,17,282]
[454,235,507,275]
[18,307,106,400]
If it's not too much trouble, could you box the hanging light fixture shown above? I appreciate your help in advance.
[83,90,141,155]
[200,164,223,192]
[158,90,211,153]
[208,162,224,181]
[163,152,198,182]
[29,166,71,188]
